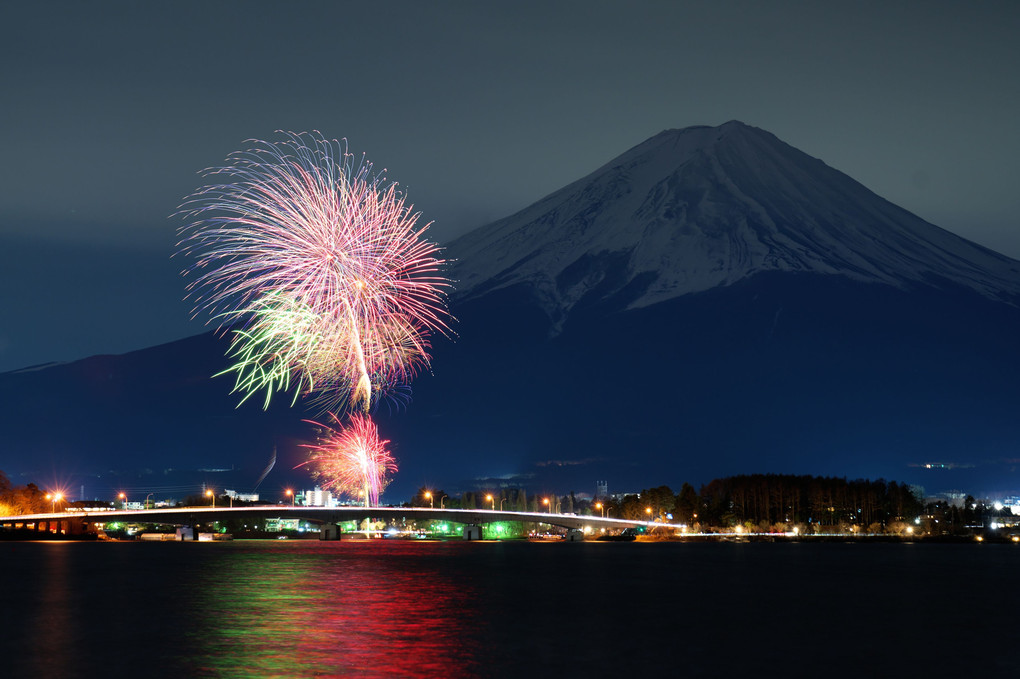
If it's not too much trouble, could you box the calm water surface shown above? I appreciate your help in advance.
[1,539,1018,677]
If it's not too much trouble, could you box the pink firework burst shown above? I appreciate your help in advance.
[298,412,397,507]
[176,131,453,411]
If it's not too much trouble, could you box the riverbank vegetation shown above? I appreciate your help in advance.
[416,474,1016,537]
[0,470,47,516]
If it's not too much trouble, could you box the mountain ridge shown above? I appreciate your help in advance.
[449,121,1019,327]
[2,122,1019,499]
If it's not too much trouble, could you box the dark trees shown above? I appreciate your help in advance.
[0,470,47,515]
[696,474,922,528]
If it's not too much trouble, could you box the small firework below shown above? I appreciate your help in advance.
[176,131,452,412]
[299,413,397,507]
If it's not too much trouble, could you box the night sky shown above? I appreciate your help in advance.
[2,0,1018,374]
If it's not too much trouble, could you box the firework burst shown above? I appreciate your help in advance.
[215,291,321,408]
[177,131,452,411]
[298,413,397,507]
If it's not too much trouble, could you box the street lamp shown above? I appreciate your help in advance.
[145,493,154,509]
[500,497,507,511]
[424,491,433,508]
[285,489,294,506]
[206,489,215,508]
[486,494,494,511]
[440,495,446,509]
[645,506,653,520]
[543,497,550,513]
[46,492,63,513]
[595,502,604,517]
[118,492,126,509]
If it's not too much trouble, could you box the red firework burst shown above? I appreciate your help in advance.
[298,412,397,507]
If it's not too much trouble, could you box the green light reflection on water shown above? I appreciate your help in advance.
[185,541,481,678]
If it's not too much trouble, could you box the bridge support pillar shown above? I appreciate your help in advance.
[67,519,89,536]
[176,526,195,541]
[565,529,585,541]
[462,524,482,541]
[319,524,341,541]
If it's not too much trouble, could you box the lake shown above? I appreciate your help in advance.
[1,539,1018,677]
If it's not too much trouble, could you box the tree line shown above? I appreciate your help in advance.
[411,474,931,531]
[0,470,47,516]
[692,474,924,528]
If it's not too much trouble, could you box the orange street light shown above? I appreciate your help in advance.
[206,489,215,507]
[486,494,494,511]
[46,492,63,513]
[424,490,433,508]
[285,489,294,506]
[595,502,604,517]
[645,506,652,517]
[118,492,126,509]
[543,497,550,513]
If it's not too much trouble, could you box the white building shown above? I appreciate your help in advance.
[224,489,260,502]
[301,487,336,507]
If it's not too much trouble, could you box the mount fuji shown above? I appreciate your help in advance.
[452,121,1019,322]
[392,121,1020,496]
[2,121,1018,499]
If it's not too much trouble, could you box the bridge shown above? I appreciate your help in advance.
[0,506,681,540]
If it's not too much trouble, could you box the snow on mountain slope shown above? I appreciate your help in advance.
[448,121,1020,319]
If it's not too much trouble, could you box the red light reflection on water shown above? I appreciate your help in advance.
[187,541,484,677]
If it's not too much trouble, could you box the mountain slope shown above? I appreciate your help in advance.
[391,269,1020,495]
[451,121,1020,326]
[0,333,313,495]
[3,122,1019,500]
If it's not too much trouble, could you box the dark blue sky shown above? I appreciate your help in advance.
[1,0,1018,372]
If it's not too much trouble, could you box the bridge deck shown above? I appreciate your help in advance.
[1,506,680,532]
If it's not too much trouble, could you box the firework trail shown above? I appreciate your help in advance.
[298,413,396,507]
[177,131,452,412]
[252,446,277,491]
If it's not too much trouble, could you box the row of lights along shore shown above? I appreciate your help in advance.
[45,489,655,520]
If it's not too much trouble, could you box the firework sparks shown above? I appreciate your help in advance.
[177,131,452,411]
[298,413,397,507]
[215,291,321,408]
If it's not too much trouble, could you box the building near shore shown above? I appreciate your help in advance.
[300,487,336,507]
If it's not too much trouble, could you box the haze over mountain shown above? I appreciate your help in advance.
[2,122,1018,502]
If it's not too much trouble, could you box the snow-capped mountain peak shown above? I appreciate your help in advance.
[448,121,1020,320]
